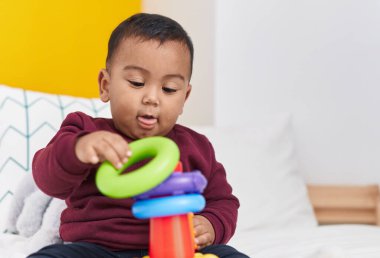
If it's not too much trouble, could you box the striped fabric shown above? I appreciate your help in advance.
[0,85,111,222]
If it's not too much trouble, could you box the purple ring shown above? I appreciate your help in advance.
[134,170,207,200]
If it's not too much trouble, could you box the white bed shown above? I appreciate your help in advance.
[1,84,380,258]
[231,225,380,258]
[2,225,380,258]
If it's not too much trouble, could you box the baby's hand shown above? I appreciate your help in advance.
[75,131,131,169]
[193,215,215,250]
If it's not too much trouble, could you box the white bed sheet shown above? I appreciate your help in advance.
[229,225,380,258]
[0,233,30,258]
[1,225,380,258]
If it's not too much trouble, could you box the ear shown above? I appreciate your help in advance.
[184,83,192,101]
[179,83,192,115]
[98,69,111,102]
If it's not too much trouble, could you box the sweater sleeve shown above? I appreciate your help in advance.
[198,141,240,244]
[32,112,96,199]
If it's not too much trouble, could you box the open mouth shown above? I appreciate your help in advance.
[137,114,158,129]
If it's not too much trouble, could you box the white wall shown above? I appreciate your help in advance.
[143,0,215,125]
[142,1,380,184]
[215,0,380,184]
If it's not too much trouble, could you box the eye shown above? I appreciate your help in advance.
[128,80,144,87]
[162,87,177,94]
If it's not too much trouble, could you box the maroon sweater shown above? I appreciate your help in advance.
[32,112,239,250]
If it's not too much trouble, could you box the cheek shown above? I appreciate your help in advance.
[176,101,185,114]
[168,100,186,117]
[111,97,135,115]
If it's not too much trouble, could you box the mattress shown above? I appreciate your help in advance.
[2,225,380,258]
[229,225,380,258]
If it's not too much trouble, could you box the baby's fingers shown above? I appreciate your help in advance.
[104,134,132,164]
[93,141,125,169]
[75,136,100,164]
[195,233,213,250]
[75,131,131,168]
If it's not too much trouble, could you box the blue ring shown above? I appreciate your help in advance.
[132,194,205,219]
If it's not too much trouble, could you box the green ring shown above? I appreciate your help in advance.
[95,136,180,199]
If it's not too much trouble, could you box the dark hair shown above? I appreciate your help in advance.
[106,13,194,78]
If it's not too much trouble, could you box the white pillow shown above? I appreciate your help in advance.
[0,84,111,228]
[191,115,317,233]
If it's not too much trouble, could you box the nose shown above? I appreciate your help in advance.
[142,87,160,106]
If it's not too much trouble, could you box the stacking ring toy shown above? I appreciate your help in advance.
[95,136,179,198]
[132,194,206,219]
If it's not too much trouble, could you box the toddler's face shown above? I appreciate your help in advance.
[99,37,192,139]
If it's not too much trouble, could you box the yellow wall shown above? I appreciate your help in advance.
[0,0,141,97]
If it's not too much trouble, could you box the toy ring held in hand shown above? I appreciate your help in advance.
[95,136,180,198]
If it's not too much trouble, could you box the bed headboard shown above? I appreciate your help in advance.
[307,184,380,226]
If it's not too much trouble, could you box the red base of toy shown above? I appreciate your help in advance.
[149,213,195,258]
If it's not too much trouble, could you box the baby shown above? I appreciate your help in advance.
[29,13,248,258]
